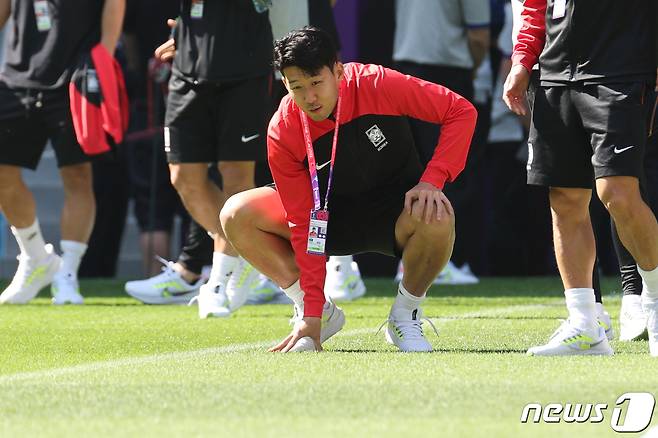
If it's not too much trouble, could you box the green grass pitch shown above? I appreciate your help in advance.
[0,277,656,437]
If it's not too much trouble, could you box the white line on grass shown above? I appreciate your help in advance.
[0,303,553,383]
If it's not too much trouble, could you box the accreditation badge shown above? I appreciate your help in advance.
[307,209,329,255]
[190,0,204,19]
[33,0,52,32]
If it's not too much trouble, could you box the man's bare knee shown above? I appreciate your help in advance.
[549,188,590,221]
[169,165,205,197]
[220,192,256,241]
[60,164,93,195]
[218,162,254,196]
[416,214,454,241]
[596,179,639,222]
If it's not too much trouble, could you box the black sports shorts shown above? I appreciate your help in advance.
[164,74,270,163]
[527,81,655,188]
[0,83,88,169]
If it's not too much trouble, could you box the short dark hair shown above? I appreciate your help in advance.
[273,27,338,76]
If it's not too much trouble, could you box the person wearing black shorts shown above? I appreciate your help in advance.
[504,0,658,356]
[153,1,272,317]
[0,0,125,305]
[220,28,477,352]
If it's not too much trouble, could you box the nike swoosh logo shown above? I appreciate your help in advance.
[613,145,635,154]
[316,160,331,170]
[241,134,260,143]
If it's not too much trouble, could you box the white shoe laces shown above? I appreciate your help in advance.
[376,315,439,340]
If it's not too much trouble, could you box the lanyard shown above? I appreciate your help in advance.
[299,90,342,211]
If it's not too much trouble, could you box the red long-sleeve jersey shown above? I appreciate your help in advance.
[511,0,546,72]
[267,63,477,317]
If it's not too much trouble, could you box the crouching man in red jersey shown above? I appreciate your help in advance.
[220,27,477,353]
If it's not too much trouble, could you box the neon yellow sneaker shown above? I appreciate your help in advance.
[325,259,366,302]
[382,306,437,352]
[527,320,613,356]
[125,257,202,305]
[51,272,84,305]
[226,257,260,311]
[0,244,61,304]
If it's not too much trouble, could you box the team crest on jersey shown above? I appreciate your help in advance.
[366,125,388,151]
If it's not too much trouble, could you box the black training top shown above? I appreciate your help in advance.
[539,0,657,85]
[172,0,273,83]
[1,0,103,90]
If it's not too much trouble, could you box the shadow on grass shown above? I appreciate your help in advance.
[329,347,528,354]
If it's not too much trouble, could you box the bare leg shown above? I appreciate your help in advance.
[0,165,36,227]
[140,231,171,276]
[59,163,95,243]
[549,187,595,289]
[394,200,455,296]
[220,187,298,288]
[215,161,255,254]
[597,176,658,270]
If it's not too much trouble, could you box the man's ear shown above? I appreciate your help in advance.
[334,62,345,82]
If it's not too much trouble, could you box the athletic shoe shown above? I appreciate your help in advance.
[434,261,479,285]
[51,273,84,305]
[381,306,437,352]
[226,257,260,311]
[619,294,648,341]
[598,309,615,341]
[395,260,479,285]
[325,260,366,302]
[0,244,61,304]
[246,275,289,305]
[125,257,203,305]
[527,321,613,356]
[642,296,658,357]
[288,299,346,352]
[189,283,231,318]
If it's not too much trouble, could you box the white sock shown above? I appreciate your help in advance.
[638,265,658,300]
[393,282,425,311]
[283,279,305,312]
[565,288,597,332]
[595,302,605,319]
[208,252,238,286]
[329,255,353,269]
[58,240,87,279]
[11,219,47,259]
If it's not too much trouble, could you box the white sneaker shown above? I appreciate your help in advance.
[226,257,260,311]
[598,309,615,341]
[642,296,658,357]
[434,261,479,285]
[51,273,84,305]
[125,257,203,305]
[620,294,648,341]
[527,321,613,356]
[325,260,366,302]
[382,306,436,352]
[189,283,231,318]
[0,244,61,304]
[247,275,289,305]
[289,299,346,352]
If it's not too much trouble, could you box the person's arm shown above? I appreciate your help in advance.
[0,0,10,29]
[268,119,327,320]
[467,27,490,71]
[100,0,126,55]
[377,67,477,190]
[503,0,546,115]
[510,0,546,73]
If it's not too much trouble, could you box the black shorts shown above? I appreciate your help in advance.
[527,82,654,188]
[164,74,270,163]
[0,83,88,169]
[268,180,414,258]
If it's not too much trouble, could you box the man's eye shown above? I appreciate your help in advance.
[312,81,322,86]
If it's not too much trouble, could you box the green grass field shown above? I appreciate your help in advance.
[0,277,656,438]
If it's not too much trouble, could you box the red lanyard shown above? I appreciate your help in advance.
[299,90,342,211]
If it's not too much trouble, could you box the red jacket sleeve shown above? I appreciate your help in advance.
[511,0,546,72]
[376,67,478,189]
[267,116,326,318]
